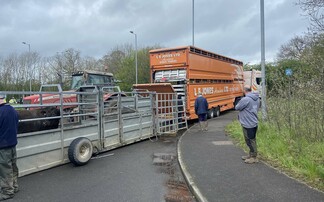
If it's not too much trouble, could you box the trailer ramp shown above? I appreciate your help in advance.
[133,83,188,134]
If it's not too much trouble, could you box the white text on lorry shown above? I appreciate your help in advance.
[155,53,181,59]
[194,86,240,96]
[156,53,182,65]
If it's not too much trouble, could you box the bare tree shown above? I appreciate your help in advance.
[0,51,41,91]
[47,52,67,86]
[100,44,132,74]
[81,56,99,71]
[63,48,82,73]
[46,48,83,88]
[1,53,20,89]
[298,0,324,32]
[28,52,42,89]
[277,35,311,60]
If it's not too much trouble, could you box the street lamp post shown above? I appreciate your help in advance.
[192,0,195,46]
[260,0,267,120]
[130,31,138,84]
[22,42,30,52]
[22,42,32,92]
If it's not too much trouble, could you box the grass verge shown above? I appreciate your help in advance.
[225,120,324,191]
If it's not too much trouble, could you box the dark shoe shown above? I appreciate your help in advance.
[241,155,251,160]
[244,157,259,164]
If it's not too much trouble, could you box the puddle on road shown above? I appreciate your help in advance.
[159,136,176,144]
[153,152,194,202]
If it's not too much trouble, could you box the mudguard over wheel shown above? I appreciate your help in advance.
[68,137,93,166]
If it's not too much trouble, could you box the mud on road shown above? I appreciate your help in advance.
[153,134,195,202]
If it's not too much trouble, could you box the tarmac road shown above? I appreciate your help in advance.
[10,134,194,202]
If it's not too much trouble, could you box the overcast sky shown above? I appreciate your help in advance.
[1,0,309,64]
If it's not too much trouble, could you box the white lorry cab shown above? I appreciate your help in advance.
[243,70,262,97]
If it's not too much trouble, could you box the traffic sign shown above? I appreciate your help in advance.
[285,68,292,76]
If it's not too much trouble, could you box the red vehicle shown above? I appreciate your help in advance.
[23,70,121,110]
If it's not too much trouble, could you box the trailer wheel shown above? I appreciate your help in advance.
[207,108,215,119]
[68,137,93,166]
[215,107,220,117]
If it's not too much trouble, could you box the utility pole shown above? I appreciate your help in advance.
[192,0,195,46]
[22,42,32,92]
[260,0,267,120]
[130,31,138,84]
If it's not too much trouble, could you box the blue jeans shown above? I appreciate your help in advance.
[198,114,207,122]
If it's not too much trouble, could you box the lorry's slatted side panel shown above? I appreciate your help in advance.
[189,46,243,65]
[149,46,244,120]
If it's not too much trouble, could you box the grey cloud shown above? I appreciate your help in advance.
[0,0,310,64]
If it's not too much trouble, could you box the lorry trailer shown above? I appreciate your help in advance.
[134,46,244,120]
[1,85,187,176]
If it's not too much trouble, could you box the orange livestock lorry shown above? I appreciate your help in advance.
[135,46,244,120]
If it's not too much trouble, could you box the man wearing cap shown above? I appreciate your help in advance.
[235,86,260,164]
[194,92,209,131]
[0,94,19,201]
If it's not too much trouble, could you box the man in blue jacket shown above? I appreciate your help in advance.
[195,92,208,131]
[235,86,260,164]
[0,94,19,201]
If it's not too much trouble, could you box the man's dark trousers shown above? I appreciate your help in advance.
[242,127,258,157]
[0,147,18,200]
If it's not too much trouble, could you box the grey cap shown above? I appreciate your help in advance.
[0,94,6,99]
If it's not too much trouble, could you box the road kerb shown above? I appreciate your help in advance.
[177,125,208,202]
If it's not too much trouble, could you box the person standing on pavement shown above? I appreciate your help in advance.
[0,94,19,201]
[235,86,260,164]
[194,92,208,131]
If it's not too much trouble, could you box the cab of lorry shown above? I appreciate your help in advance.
[244,70,262,97]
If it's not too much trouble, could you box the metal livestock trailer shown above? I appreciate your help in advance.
[1,85,187,176]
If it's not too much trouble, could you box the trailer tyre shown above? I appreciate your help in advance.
[207,109,215,119]
[215,107,220,117]
[68,137,93,166]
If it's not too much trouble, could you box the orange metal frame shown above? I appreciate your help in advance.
[150,46,244,119]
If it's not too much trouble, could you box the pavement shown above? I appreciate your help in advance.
[178,110,324,202]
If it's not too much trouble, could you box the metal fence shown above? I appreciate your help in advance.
[0,85,187,176]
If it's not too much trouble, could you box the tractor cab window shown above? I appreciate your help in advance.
[71,73,115,90]
[88,74,113,85]
[71,75,83,90]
